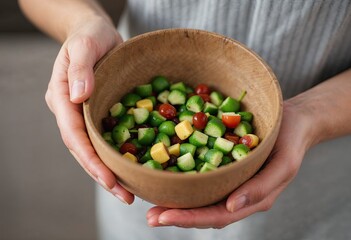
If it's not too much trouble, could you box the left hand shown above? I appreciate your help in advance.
[147,101,314,228]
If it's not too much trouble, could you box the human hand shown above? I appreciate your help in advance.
[147,101,314,228]
[45,17,134,204]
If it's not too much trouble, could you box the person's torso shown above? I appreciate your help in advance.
[126,0,351,98]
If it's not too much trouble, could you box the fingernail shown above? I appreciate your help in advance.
[98,177,110,191]
[229,195,247,212]
[115,194,128,205]
[70,80,85,100]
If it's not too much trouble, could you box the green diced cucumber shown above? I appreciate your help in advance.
[178,105,188,113]
[185,86,194,94]
[102,132,114,145]
[210,91,224,106]
[121,93,142,107]
[219,97,240,112]
[204,119,226,137]
[189,130,208,147]
[203,102,218,115]
[180,143,197,156]
[149,111,166,127]
[196,146,209,160]
[109,102,126,118]
[219,156,233,166]
[151,76,170,93]
[234,121,253,137]
[119,114,135,129]
[158,121,176,136]
[133,108,149,124]
[138,128,156,145]
[177,152,195,171]
[184,170,197,174]
[154,132,171,147]
[217,110,223,119]
[157,90,170,103]
[139,148,152,163]
[170,82,187,92]
[135,84,152,97]
[179,110,194,124]
[231,144,250,161]
[166,166,181,172]
[204,149,223,167]
[186,95,204,113]
[168,89,187,105]
[143,160,163,170]
[195,158,205,171]
[213,137,234,154]
[199,162,217,173]
[146,96,157,107]
[112,125,131,144]
[238,111,253,122]
[207,136,216,148]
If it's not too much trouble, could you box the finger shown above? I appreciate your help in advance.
[149,202,231,229]
[226,148,300,213]
[147,207,170,227]
[49,54,134,204]
[67,37,98,103]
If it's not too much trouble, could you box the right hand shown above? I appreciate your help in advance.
[45,17,134,204]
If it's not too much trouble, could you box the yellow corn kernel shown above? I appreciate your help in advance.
[168,143,180,157]
[122,152,138,163]
[150,142,170,164]
[127,107,134,114]
[136,99,153,112]
[175,120,194,140]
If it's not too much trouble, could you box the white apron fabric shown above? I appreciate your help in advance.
[96,1,351,239]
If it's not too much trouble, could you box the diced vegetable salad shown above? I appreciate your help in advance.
[101,76,260,173]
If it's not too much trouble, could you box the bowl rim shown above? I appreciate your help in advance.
[83,28,283,181]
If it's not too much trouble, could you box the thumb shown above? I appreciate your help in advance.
[67,38,98,103]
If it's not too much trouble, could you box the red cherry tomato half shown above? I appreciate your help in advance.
[239,135,253,147]
[224,132,240,144]
[119,142,137,155]
[198,93,211,102]
[159,103,177,119]
[193,112,208,130]
[195,84,210,95]
[222,112,241,128]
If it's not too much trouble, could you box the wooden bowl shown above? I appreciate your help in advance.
[83,29,282,208]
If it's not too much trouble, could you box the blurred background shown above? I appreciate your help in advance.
[0,1,124,239]
[1,1,351,240]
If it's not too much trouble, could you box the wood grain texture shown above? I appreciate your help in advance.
[84,29,282,208]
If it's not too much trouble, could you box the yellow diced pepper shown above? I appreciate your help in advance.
[122,152,138,163]
[168,143,180,157]
[127,107,134,114]
[136,99,153,112]
[150,142,170,163]
[175,120,194,140]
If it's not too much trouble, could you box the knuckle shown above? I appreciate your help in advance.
[68,62,90,76]
[76,36,98,50]
[260,198,274,212]
[250,183,267,204]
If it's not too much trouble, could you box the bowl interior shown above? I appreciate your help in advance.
[84,29,282,208]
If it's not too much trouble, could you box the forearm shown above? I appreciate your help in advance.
[287,68,351,147]
[18,0,114,42]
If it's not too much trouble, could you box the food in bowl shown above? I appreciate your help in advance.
[83,29,282,208]
[101,76,260,173]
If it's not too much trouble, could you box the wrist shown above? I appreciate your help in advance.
[284,96,321,149]
[65,14,115,41]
